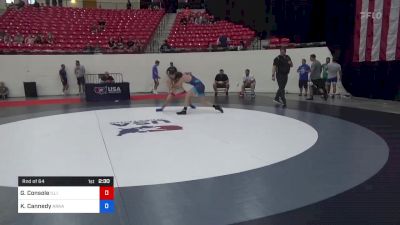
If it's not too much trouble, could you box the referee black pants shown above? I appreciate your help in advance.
[275,73,288,104]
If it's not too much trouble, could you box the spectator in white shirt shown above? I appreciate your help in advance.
[240,69,256,97]
[74,60,86,94]
[326,58,342,98]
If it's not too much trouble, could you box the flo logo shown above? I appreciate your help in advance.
[110,119,182,136]
[360,11,382,20]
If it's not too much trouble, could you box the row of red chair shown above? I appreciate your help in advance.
[0,7,164,53]
[167,11,255,50]
[0,8,256,53]
[169,41,250,48]
[2,29,154,34]
[0,46,142,54]
[170,33,254,38]
[269,37,291,45]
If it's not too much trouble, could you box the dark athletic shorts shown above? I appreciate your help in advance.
[298,80,308,89]
[77,76,85,85]
[311,79,325,89]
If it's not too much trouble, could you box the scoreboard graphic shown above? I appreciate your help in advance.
[18,177,114,213]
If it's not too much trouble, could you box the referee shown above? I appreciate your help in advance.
[166,62,177,76]
[272,47,293,106]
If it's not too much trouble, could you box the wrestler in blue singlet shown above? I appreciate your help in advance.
[187,74,205,96]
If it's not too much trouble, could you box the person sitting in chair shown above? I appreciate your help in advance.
[217,35,230,48]
[0,82,9,100]
[213,69,229,96]
[98,19,106,31]
[160,40,172,53]
[100,72,115,83]
[240,69,256,97]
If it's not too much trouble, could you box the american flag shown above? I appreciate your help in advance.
[353,0,400,62]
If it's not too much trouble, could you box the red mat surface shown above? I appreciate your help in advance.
[0,93,185,108]
[0,98,82,107]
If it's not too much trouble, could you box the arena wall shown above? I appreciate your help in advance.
[0,47,332,97]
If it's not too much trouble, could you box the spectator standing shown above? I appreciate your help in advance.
[0,82,9,100]
[326,58,342,98]
[307,54,328,101]
[297,58,310,96]
[322,57,330,84]
[152,60,160,94]
[59,64,68,95]
[127,0,131,9]
[74,60,86,94]
[272,47,293,106]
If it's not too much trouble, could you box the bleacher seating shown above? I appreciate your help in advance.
[167,11,255,50]
[0,7,164,53]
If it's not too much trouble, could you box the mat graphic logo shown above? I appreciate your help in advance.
[94,87,107,95]
[94,86,122,95]
[107,87,122,94]
[110,119,182,136]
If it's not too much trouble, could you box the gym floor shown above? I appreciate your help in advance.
[0,93,399,225]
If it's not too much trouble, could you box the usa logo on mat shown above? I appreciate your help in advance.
[110,119,182,136]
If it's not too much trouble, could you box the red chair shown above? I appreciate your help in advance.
[269,37,280,45]
[280,38,290,44]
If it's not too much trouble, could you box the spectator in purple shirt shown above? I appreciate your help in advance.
[152,60,160,94]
